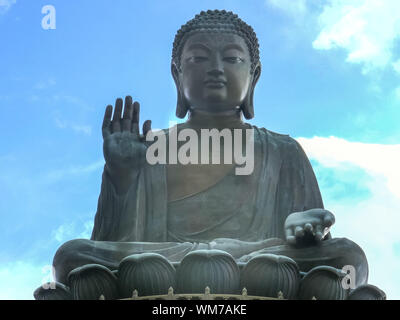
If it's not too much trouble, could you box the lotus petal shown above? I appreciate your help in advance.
[241,254,300,299]
[68,264,119,300]
[299,265,348,300]
[118,253,176,298]
[33,282,72,300]
[347,284,386,300]
[176,249,240,294]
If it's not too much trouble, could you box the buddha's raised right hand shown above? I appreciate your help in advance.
[102,96,152,194]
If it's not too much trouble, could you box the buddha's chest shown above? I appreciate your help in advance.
[166,164,259,240]
[166,163,236,202]
[164,125,259,201]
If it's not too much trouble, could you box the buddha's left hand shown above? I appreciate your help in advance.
[284,208,335,246]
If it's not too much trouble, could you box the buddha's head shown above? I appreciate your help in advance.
[172,10,261,120]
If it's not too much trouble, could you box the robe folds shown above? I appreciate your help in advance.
[91,126,323,242]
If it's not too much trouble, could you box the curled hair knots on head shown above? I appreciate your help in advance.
[172,9,260,74]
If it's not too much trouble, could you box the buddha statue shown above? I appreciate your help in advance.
[37,10,373,299]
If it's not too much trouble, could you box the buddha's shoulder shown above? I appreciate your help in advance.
[250,125,301,150]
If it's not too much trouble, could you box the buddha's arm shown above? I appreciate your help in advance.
[279,138,332,244]
[91,166,146,242]
[92,97,155,241]
[105,163,140,195]
[295,139,325,212]
[296,139,333,241]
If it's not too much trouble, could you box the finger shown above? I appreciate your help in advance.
[285,228,296,245]
[304,223,313,234]
[131,101,140,135]
[314,224,324,242]
[122,96,133,132]
[295,226,304,238]
[112,98,123,132]
[142,120,152,138]
[323,213,335,228]
[102,105,112,138]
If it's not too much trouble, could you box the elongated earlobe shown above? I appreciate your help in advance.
[240,63,261,120]
[171,63,189,119]
[176,88,189,118]
[241,88,255,119]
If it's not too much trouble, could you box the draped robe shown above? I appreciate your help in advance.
[53,126,368,285]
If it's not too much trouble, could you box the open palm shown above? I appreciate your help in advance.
[102,96,152,172]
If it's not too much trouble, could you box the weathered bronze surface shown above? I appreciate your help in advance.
[37,10,378,300]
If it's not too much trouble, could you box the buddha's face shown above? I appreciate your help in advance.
[176,32,254,114]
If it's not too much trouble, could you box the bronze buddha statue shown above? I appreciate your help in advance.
[36,10,375,300]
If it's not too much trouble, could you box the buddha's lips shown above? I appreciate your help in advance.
[204,80,227,84]
[204,80,227,88]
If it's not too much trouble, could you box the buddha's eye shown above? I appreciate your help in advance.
[223,57,244,63]
[187,56,209,63]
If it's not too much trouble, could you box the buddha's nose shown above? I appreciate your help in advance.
[207,55,224,76]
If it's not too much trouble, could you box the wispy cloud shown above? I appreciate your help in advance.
[52,94,95,112]
[265,0,322,44]
[51,219,93,243]
[267,0,309,22]
[49,94,95,134]
[297,136,400,299]
[44,159,104,182]
[34,78,56,90]
[55,119,92,135]
[0,217,94,300]
[79,220,94,239]
[395,87,400,101]
[392,59,400,74]
[0,261,50,300]
[51,222,75,243]
[54,117,92,135]
[0,0,16,15]
[71,124,92,135]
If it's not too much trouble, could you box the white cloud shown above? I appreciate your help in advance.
[297,136,400,299]
[0,0,16,15]
[312,0,400,74]
[297,136,400,198]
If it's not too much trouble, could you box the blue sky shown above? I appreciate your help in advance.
[0,0,399,299]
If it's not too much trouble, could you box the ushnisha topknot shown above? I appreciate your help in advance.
[172,9,260,74]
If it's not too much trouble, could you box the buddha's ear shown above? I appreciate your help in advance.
[241,62,261,120]
[171,62,189,119]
